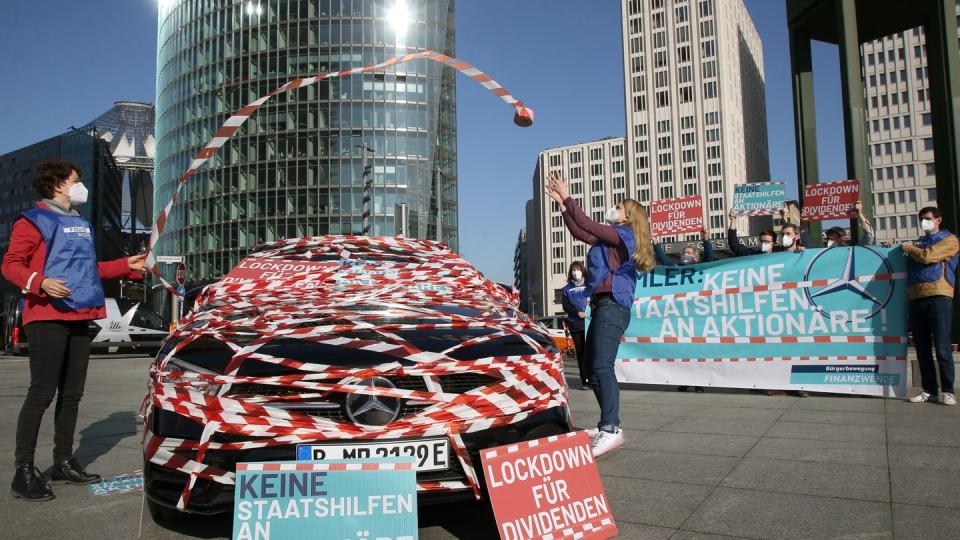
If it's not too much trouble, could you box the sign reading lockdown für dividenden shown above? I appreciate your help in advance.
[802,179,860,221]
[481,431,617,540]
[650,195,704,237]
[232,459,417,540]
[731,181,786,216]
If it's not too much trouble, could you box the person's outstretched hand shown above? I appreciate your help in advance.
[128,253,147,272]
[547,171,570,200]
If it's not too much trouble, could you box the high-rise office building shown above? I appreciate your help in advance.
[861,5,959,243]
[513,227,530,314]
[621,0,769,240]
[528,137,628,318]
[154,0,457,284]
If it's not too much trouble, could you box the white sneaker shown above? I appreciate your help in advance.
[909,391,936,403]
[584,427,599,438]
[590,428,624,457]
[940,392,957,406]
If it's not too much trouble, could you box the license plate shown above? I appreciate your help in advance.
[296,438,450,472]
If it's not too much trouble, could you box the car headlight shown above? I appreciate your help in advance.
[160,357,224,396]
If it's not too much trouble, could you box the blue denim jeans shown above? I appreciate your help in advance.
[909,296,956,394]
[586,295,631,430]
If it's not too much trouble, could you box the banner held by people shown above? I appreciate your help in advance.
[731,181,786,216]
[617,246,908,397]
[650,195,704,237]
[802,179,860,221]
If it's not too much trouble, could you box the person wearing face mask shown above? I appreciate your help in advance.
[727,210,776,256]
[561,261,591,390]
[824,201,876,247]
[1,160,147,502]
[899,207,959,406]
[778,224,805,253]
[546,171,656,457]
[653,228,716,267]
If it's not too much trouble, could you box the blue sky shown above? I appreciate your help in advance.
[0,0,850,283]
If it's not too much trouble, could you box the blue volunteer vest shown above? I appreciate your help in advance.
[20,207,105,311]
[584,225,638,309]
[907,229,959,289]
[562,282,589,328]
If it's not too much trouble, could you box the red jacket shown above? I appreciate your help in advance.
[1,201,130,325]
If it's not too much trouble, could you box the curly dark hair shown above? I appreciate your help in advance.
[31,159,81,199]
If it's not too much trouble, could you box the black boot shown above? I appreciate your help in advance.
[51,457,101,485]
[11,463,55,502]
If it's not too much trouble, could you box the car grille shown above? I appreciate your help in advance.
[224,373,499,425]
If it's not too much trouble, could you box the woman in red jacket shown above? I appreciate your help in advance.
[1,160,145,502]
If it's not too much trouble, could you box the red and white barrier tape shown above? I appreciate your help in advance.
[145,51,534,292]
[141,236,569,510]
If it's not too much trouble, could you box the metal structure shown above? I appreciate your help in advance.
[788,0,960,339]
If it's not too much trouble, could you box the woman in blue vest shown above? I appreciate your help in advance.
[561,261,590,390]
[546,171,655,457]
[1,160,145,501]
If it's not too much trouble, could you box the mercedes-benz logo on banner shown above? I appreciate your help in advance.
[802,246,896,320]
[344,377,402,426]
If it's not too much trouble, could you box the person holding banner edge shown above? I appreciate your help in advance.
[899,207,958,406]
[561,261,591,390]
[545,171,655,457]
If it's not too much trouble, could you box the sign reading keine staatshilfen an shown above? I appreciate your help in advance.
[232,459,417,540]
[614,246,908,397]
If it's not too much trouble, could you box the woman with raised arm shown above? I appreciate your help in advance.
[546,171,655,457]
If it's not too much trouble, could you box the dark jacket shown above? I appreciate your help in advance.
[653,241,715,266]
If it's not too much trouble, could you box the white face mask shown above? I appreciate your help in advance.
[921,219,936,233]
[604,207,621,224]
[680,253,695,264]
[571,271,583,281]
[781,234,795,248]
[68,182,88,205]
[760,241,773,253]
[827,240,835,248]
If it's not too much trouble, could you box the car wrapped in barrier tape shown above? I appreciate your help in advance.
[141,236,571,519]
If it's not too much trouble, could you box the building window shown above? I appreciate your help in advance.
[703,81,718,99]
[680,85,694,103]
[656,91,670,108]
[926,163,936,176]
[924,138,934,151]
[922,113,932,126]
[553,262,564,275]
[549,155,561,167]
[705,111,719,125]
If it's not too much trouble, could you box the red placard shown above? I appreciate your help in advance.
[802,179,860,221]
[481,431,617,540]
[650,195,704,237]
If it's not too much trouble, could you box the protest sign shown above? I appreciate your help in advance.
[481,431,617,540]
[731,181,785,215]
[650,195,704,237]
[87,470,143,497]
[802,179,860,221]
[232,460,417,540]
[616,247,908,397]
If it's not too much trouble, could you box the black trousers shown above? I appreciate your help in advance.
[570,328,590,385]
[15,320,91,465]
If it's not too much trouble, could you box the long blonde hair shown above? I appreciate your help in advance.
[622,199,655,273]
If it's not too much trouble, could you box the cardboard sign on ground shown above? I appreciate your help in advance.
[233,460,417,540]
[481,431,617,540]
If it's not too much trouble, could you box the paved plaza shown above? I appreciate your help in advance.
[0,353,958,539]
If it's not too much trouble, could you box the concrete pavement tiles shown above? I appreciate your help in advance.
[0,354,957,538]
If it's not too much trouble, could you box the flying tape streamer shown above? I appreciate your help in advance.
[146,51,533,292]
[141,235,569,511]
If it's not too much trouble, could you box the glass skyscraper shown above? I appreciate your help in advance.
[155,0,457,282]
